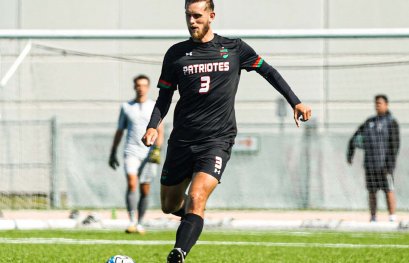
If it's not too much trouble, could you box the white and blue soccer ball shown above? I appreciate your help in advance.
[105,255,135,263]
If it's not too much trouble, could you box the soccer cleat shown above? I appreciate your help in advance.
[82,214,99,225]
[136,224,146,234]
[370,215,377,223]
[125,224,146,234]
[69,209,79,219]
[125,224,137,233]
[389,214,397,222]
[167,248,185,263]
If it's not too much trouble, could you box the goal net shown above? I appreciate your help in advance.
[1,30,409,210]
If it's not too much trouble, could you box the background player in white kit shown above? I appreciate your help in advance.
[109,75,164,234]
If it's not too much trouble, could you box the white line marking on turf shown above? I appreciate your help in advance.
[0,238,408,249]
[0,238,173,245]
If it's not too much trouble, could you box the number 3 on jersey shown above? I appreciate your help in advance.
[199,76,211,94]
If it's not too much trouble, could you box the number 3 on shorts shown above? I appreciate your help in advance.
[199,76,210,93]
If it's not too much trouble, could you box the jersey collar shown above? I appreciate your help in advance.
[189,34,220,47]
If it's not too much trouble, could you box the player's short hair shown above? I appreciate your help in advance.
[133,74,150,85]
[375,94,389,103]
[185,0,214,11]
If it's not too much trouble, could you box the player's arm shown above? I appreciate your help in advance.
[391,119,400,156]
[109,106,127,170]
[386,119,400,173]
[347,123,365,165]
[111,130,124,152]
[142,88,174,147]
[238,40,311,127]
[142,47,177,147]
[255,62,311,127]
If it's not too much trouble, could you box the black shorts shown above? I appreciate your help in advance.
[365,170,394,193]
[160,141,233,186]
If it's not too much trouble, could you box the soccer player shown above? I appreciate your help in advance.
[109,74,164,234]
[347,94,400,222]
[142,1,311,261]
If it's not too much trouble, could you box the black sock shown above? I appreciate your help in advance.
[171,207,186,218]
[174,213,204,256]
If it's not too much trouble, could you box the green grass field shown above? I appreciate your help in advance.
[1,229,409,262]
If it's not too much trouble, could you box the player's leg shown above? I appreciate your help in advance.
[161,178,190,215]
[369,191,377,222]
[124,156,140,233]
[137,183,149,224]
[168,142,232,262]
[386,191,396,221]
[134,160,159,234]
[383,173,396,221]
[131,183,149,234]
[186,172,219,216]
[161,180,190,263]
[178,172,218,245]
[160,143,193,217]
[366,170,378,222]
[125,173,139,232]
[167,172,218,263]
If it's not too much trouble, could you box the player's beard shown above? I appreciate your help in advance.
[190,22,210,41]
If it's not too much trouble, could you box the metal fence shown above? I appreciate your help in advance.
[2,34,409,210]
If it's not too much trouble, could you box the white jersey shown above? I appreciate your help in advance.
[117,99,155,159]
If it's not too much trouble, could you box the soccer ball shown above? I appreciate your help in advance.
[105,255,135,263]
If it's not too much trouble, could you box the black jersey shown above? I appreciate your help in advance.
[156,34,300,145]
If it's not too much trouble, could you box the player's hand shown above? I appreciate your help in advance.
[142,128,158,147]
[293,103,312,127]
[109,152,119,170]
[148,145,161,164]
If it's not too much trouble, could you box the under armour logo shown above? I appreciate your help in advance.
[214,156,222,175]
[186,52,193,56]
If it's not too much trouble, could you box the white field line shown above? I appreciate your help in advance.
[0,238,408,249]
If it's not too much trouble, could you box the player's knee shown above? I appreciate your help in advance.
[127,176,137,192]
[187,192,206,207]
[128,183,137,192]
[140,185,150,196]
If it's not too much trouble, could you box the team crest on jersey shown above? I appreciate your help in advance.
[220,47,229,58]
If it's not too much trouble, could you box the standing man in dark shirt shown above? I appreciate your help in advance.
[347,95,400,222]
[142,0,311,262]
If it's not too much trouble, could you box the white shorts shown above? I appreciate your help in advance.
[124,156,159,184]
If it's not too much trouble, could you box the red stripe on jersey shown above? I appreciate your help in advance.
[252,56,262,68]
[158,79,172,89]
[159,79,172,86]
